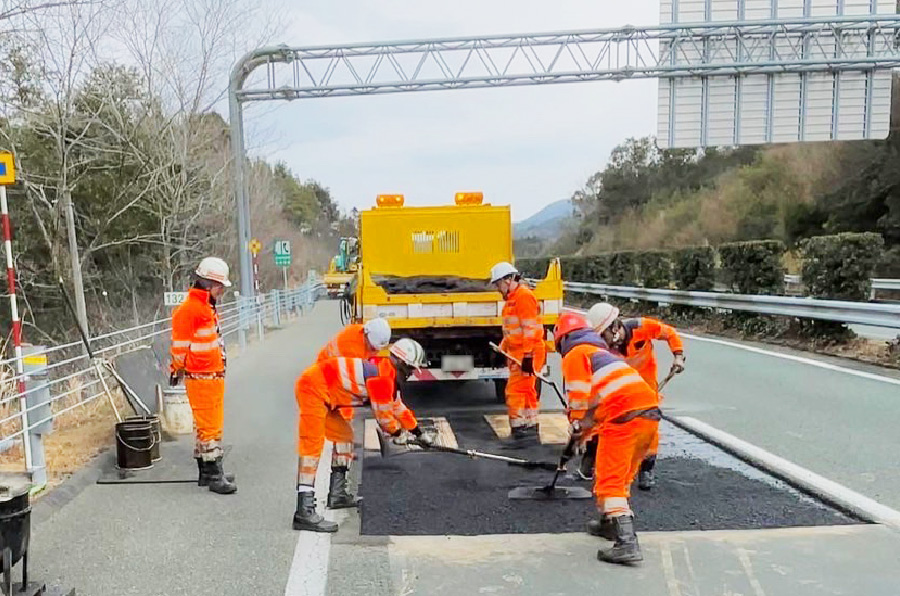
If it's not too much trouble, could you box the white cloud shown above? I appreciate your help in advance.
[242,1,661,220]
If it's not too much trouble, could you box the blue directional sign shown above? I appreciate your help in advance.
[0,152,14,185]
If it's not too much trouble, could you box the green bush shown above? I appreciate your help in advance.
[608,251,637,286]
[585,254,612,284]
[799,232,884,301]
[635,250,671,289]
[514,257,549,279]
[672,246,715,291]
[719,240,785,294]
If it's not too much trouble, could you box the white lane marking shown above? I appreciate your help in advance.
[736,547,768,596]
[566,307,900,387]
[660,540,683,596]
[671,416,900,530]
[284,443,339,596]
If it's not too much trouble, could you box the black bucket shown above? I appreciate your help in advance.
[115,418,155,470]
[123,416,161,462]
[0,483,30,575]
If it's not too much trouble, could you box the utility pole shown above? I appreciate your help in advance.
[62,187,89,338]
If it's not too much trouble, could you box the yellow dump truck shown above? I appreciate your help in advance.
[349,192,563,400]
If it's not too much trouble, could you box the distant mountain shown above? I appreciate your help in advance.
[514,199,575,240]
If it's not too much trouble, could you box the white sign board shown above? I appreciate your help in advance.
[164,291,189,306]
[657,0,895,148]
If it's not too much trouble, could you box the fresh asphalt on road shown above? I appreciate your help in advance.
[24,300,900,595]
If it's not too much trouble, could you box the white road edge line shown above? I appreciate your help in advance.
[285,443,346,596]
[669,415,900,530]
[566,307,900,387]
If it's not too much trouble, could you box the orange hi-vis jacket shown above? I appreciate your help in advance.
[500,284,545,360]
[170,288,225,375]
[559,329,659,427]
[317,324,373,363]
[307,357,417,435]
[619,318,684,389]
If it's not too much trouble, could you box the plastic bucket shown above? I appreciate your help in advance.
[159,387,193,435]
[115,419,155,470]
[0,483,30,573]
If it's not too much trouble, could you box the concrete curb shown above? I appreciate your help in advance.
[666,414,900,530]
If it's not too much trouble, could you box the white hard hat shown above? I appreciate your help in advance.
[389,338,428,370]
[196,257,231,287]
[587,302,620,333]
[490,262,519,284]
[363,317,392,349]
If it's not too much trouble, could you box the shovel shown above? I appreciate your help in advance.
[507,431,592,500]
[489,342,567,408]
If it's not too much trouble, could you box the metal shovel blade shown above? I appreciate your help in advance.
[508,485,593,500]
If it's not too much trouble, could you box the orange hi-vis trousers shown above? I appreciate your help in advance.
[185,377,225,461]
[506,350,545,430]
[295,371,355,487]
[593,416,659,517]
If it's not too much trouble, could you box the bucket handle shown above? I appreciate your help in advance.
[116,430,158,452]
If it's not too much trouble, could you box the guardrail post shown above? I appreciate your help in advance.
[256,294,265,341]
[272,290,281,327]
[22,345,50,489]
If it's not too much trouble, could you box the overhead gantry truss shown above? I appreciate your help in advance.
[232,16,900,101]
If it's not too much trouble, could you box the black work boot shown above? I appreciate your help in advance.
[597,515,643,565]
[327,467,361,509]
[196,457,235,487]
[577,437,598,481]
[586,517,616,541]
[293,492,338,533]
[204,458,237,495]
[638,455,657,491]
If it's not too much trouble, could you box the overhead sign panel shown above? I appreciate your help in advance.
[657,0,896,148]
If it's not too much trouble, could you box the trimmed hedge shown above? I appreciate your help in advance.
[672,246,715,291]
[635,250,671,289]
[608,251,637,286]
[800,232,884,301]
[719,240,785,294]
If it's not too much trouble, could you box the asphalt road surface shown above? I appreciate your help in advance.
[24,300,900,595]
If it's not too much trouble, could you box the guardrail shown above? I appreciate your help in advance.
[562,281,900,329]
[0,277,325,490]
[782,275,899,299]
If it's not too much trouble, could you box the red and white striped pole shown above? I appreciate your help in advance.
[0,154,32,469]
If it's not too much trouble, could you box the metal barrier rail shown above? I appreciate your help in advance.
[563,281,900,329]
[782,275,900,299]
[0,277,325,489]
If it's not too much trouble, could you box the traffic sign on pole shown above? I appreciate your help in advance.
[249,238,262,256]
[274,239,291,267]
[0,152,15,185]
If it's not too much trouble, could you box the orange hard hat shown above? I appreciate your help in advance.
[553,312,589,343]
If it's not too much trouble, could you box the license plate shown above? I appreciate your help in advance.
[441,355,474,372]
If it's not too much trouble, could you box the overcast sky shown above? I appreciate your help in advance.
[242,1,661,222]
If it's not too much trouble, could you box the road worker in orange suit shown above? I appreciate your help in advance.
[169,257,237,495]
[586,303,685,490]
[554,312,660,565]
[490,261,545,448]
[314,317,391,505]
[292,338,435,532]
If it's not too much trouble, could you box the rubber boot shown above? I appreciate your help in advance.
[577,437,598,481]
[327,467,361,509]
[585,517,616,541]
[597,515,643,565]
[204,458,237,495]
[638,455,657,491]
[293,492,338,533]
[196,457,235,487]
[504,426,536,449]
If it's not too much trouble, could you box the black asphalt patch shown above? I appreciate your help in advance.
[359,414,858,536]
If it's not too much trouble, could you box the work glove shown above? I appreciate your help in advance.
[521,355,534,375]
[169,371,183,387]
[567,420,584,441]
[671,353,686,374]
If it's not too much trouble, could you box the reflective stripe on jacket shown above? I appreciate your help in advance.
[620,317,684,386]
[500,284,544,359]
[317,324,373,362]
[316,357,416,435]
[170,288,225,374]
[559,329,658,426]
